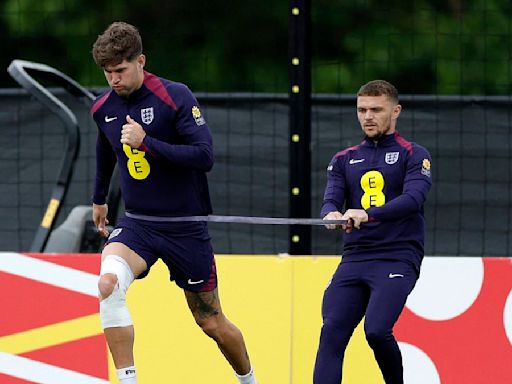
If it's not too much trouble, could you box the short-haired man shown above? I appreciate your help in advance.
[314,80,432,384]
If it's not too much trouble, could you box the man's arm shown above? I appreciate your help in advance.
[93,129,117,205]
[141,135,213,172]
[366,146,432,221]
[321,155,346,229]
[92,203,109,238]
[138,84,213,172]
[120,112,212,173]
[92,129,116,237]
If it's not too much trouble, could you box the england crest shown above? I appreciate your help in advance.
[141,107,154,125]
[385,152,399,164]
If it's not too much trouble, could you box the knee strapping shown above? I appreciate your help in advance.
[99,255,134,329]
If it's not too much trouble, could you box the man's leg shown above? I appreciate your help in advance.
[313,262,369,384]
[184,288,256,384]
[99,242,147,383]
[364,261,418,384]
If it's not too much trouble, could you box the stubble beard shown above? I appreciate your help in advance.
[112,86,132,98]
[364,123,392,140]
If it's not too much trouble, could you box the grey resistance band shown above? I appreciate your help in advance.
[125,212,347,226]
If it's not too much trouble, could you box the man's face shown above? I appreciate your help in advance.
[103,55,145,97]
[356,95,401,139]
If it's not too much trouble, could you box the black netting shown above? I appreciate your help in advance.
[1,90,511,255]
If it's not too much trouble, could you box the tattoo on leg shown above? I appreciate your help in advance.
[188,290,220,319]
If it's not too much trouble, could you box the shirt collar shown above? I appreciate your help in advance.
[363,131,400,146]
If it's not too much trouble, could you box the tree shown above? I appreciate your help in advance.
[2,0,512,94]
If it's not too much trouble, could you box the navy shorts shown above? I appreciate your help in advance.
[105,216,217,292]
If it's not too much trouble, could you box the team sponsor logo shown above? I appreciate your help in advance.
[108,228,122,240]
[327,165,333,171]
[141,107,154,125]
[123,144,150,180]
[192,106,206,126]
[421,158,431,177]
[360,170,386,208]
[385,152,399,164]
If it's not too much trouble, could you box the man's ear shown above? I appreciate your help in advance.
[137,54,146,68]
[393,104,402,119]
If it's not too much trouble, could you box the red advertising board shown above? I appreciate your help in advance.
[0,253,109,384]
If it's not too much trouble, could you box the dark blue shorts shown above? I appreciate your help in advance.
[105,217,217,292]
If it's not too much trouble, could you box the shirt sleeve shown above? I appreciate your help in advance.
[141,84,214,172]
[366,145,432,221]
[92,129,117,205]
[320,155,346,218]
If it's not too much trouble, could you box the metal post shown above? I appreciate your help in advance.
[288,0,312,254]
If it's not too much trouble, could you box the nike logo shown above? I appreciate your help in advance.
[187,278,204,285]
[349,158,365,164]
[389,273,404,278]
[105,116,118,122]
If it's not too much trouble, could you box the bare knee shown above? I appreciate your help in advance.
[98,273,118,300]
[196,314,225,341]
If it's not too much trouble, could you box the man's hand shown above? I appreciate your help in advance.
[121,115,146,148]
[341,209,368,233]
[323,211,344,230]
[92,203,110,238]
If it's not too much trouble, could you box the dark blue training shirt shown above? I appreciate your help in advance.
[321,132,432,270]
[91,71,213,217]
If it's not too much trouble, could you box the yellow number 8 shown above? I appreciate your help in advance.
[123,144,150,180]
[360,170,385,209]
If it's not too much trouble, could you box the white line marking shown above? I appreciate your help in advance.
[0,252,98,297]
[0,352,110,384]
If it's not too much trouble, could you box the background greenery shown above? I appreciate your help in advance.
[2,0,512,94]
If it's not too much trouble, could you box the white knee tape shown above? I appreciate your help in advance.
[99,255,135,329]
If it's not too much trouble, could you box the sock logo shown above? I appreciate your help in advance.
[125,369,136,375]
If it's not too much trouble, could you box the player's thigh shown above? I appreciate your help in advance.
[102,242,148,278]
[364,261,417,330]
[322,261,369,327]
[184,287,222,321]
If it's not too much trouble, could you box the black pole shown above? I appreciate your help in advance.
[288,0,312,254]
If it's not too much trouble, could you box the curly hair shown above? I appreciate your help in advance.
[92,22,143,67]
